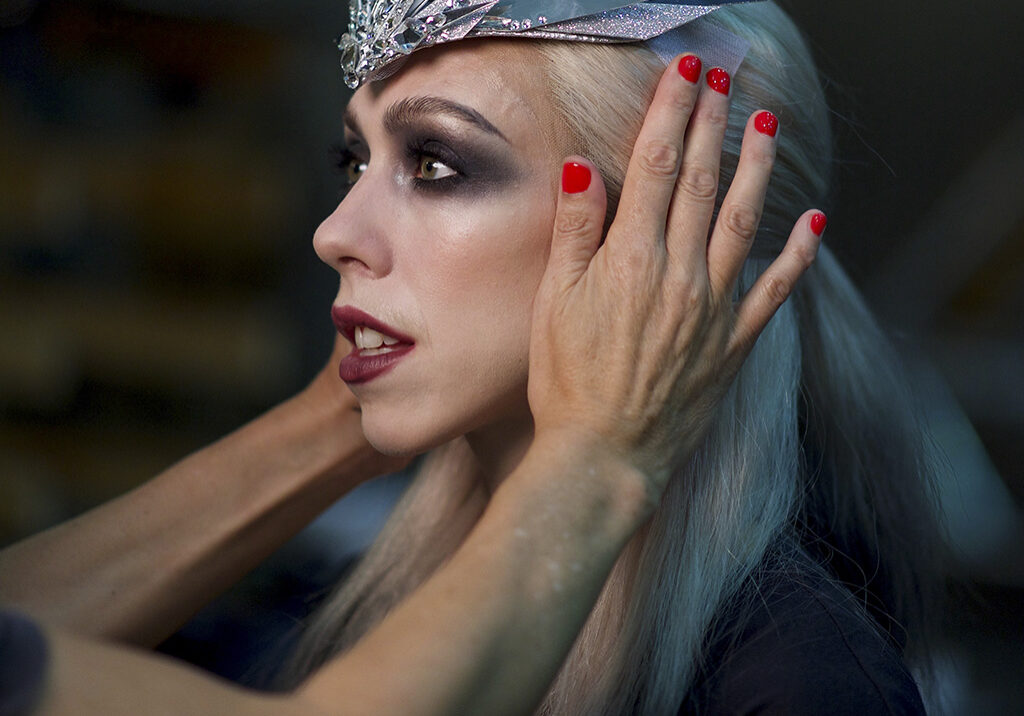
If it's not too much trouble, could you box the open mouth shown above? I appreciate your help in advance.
[352,325,409,355]
[332,305,416,384]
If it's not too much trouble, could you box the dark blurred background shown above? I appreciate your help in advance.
[1,0,1022,712]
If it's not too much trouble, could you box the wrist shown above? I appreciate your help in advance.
[510,427,658,543]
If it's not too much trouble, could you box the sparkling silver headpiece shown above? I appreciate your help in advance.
[338,0,764,88]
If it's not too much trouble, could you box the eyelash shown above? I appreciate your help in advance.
[331,146,367,187]
[331,139,463,192]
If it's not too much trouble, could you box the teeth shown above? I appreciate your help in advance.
[355,325,400,350]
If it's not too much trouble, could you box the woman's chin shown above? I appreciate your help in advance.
[363,431,422,458]
[361,410,452,457]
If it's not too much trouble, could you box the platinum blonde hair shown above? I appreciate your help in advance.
[279,2,946,711]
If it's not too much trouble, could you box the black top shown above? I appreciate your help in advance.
[0,609,48,716]
[680,555,926,715]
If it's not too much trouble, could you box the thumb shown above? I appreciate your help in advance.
[544,158,607,291]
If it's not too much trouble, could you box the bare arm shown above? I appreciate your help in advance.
[23,55,820,716]
[296,434,650,716]
[0,341,408,647]
[33,434,649,716]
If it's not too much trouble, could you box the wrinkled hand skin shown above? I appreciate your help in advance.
[528,55,823,498]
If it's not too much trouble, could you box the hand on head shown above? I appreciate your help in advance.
[528,54,825,496]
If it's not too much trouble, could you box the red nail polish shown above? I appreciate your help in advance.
[706,67,731,95]
[810,212,828,236]
[562,162,591,194]
[678,54,702,84]
[755,111,779,137]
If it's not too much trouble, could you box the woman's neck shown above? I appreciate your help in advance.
[465,411,536,497]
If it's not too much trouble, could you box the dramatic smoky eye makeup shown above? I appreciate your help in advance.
[331,136,466,192]
[335,96,524,197]
[331,144,368,186]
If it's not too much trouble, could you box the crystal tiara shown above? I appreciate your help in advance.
[337,0,763,88]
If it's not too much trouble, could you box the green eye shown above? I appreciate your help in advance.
[418,155,457,181]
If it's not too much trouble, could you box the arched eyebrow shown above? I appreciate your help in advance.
[343,95,509,143]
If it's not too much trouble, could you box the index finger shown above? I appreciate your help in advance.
[611,54,703,249]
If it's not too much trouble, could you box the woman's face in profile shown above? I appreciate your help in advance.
[315,40,563,455]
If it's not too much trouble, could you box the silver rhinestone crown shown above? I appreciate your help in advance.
[337,0,760,89]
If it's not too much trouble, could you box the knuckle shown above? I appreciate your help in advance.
[762,272,793,306]
[790,238,818,269]
[554,209,593,238]
[749,142,777,167]
[722,202,761,239]
[666,87,698,116]
[678,162,718,200]
[637,140,681,179]
[695,100,729,130]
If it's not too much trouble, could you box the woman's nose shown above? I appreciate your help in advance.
[313,180,392,278]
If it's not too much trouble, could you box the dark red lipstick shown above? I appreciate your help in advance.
[332,305,416,384]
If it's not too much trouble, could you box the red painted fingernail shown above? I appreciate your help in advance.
[810,212,828,236]
[678,54,702,83]
[562,162,591,194]
[755,111,779,137]
[706,67,731,95]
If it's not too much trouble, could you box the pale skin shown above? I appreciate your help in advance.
[318,41,564,489]
[1,40,823,716]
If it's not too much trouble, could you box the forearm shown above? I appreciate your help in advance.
[27,433,651,716]
[0,386,372,646]
[299,432,654,716]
